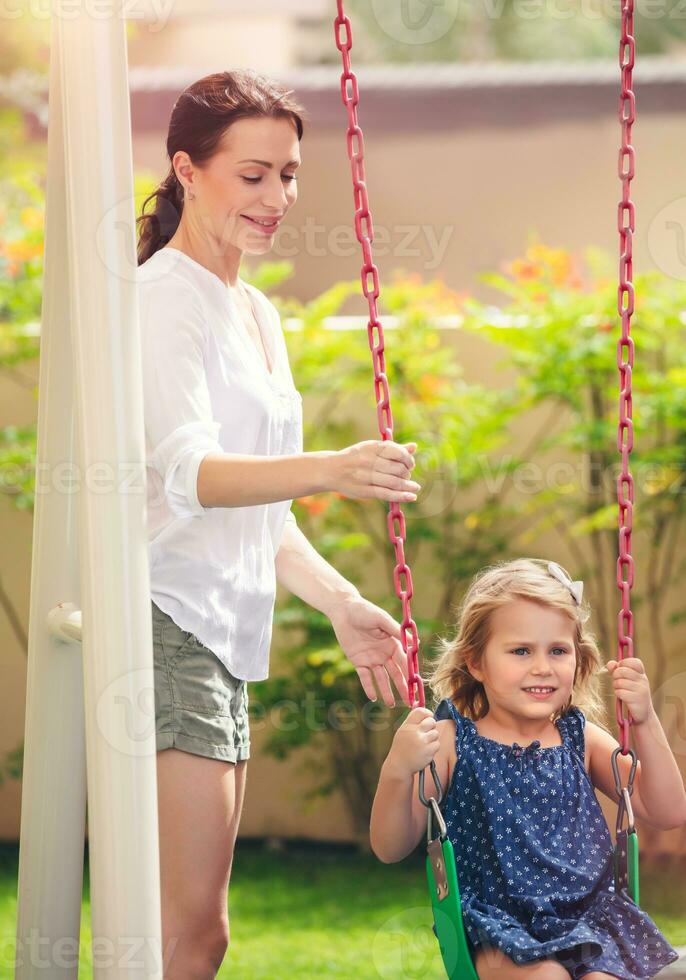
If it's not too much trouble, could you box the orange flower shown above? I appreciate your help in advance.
[506,245,583,290]
[417,373,443,399]
[295,495,330,515]
[508,259,541,281]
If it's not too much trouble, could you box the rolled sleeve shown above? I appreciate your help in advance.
[140,277,224,519]
[150,420,223,518]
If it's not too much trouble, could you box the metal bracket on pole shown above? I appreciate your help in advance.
[46,604,83,644]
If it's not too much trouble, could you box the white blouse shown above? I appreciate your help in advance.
[137,246,303,681]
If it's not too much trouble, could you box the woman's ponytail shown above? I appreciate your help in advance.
[136,167,185,266]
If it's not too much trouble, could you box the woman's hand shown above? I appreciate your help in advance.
[328,594,411,706]
[385,707,440,779]
[330,440,420,503]
[606,656,655,725]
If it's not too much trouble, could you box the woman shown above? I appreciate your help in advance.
[136,69,421,979]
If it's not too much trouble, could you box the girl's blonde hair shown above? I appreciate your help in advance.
[427,558,609,730]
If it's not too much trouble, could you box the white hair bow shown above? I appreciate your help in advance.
[547,561,584,605]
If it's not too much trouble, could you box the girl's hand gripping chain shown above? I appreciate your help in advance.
[606,657,654,725]
[385,707,441,779]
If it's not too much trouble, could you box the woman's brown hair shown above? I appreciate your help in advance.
[427,558,610,729]
[136,69,307,266]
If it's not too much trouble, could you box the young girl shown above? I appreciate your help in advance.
[371,558,686,979]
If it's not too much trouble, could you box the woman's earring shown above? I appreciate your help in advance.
[187,188,195,201]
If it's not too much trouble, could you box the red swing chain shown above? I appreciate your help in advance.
[616,0,637,757]
[333,1,424,709]
[334,0,639,741]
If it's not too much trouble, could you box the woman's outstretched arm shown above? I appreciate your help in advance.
[197,439,419,510]
[274,519,412,706]
[274,516,360,614]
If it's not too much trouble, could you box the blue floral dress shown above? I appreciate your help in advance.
[433,699,679,979]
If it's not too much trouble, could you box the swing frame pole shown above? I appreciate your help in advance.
[14,4,162,976]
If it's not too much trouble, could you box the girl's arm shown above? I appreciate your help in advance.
[371,765,428,864]
[587,655,686,831]
[587,715,686,831]
[370,712,454,863]
[629,710,686,827]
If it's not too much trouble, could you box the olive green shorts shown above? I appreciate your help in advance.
[151,599,250,763]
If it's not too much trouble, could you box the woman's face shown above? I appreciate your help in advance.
[175,115,301,257]
[469,598,578,719]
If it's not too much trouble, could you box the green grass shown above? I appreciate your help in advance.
[0,841,684,978]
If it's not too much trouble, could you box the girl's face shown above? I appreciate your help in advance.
[174,115,301,256]
[469,598,578,719]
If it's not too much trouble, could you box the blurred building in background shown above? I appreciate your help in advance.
[128,0,331,72]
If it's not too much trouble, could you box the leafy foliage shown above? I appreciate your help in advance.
[306,0,686,65]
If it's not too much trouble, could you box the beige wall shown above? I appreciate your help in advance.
[128,15,297,74]
[130,104,686,311]
[3,61,686,857]
[126,0,330,74]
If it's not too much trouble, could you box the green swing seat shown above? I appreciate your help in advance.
[614,827,640,906]
[426,797,480,979]
[422,766,480,979]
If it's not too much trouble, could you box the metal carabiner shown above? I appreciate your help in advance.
[419,759,444,808]
[617,786,636,834]
[611,745,637,797]
[611,745,637,834]
[426,795,448,844]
